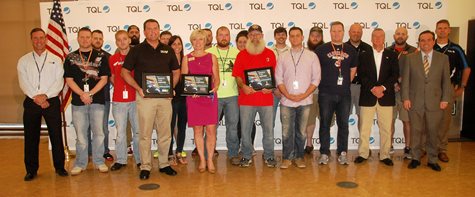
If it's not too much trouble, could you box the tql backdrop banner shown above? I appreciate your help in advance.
[40,0,459,151]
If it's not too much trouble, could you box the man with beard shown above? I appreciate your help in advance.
[91,30,113,161]
[128,25,141,47]
[315,21,357,165]
[307,26,324,51]
[204,28,213,50]
[232,24,277,168]
[386,27,417,159]
[434,19,471,163]
[207,26,241,165]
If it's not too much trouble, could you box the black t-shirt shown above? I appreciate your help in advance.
[346,40,372,84]
[64,49,111,105]
[122,41,180,88]
[97,49,112,101]
[315,42,358,96]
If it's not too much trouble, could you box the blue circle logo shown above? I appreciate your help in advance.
[225,3,232,10]
[68,46,73,52]
[330,137,335,144]
[163,24,171,31]
[267,41,274,47]
[104,44,112,52]
[204,23,213,29]
[288,22,295,27]
[349,117,356,125]
[435,1,443,9]
[185,43,192,50]
[309,2,316,9]
[84,25,90,29]
[143,5,150,12]
[351,2,358,9]
[246,22,253,27]
[108,120,115,127]
[413,21,421,29]
[103,5,110,13]
[392,2,400,9]
[369,137,375,144]
[123,25,129,30]
[184,3,191,11]
[266,2,274,10]
[63,7,70,14]
[371,21,379,28]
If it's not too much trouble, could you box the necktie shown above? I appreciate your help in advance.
[423,55,430,77]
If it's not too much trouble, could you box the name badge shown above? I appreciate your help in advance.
[222,79,227,87]
[84,84,90,92]
[293,81,299,90]
[337,76,343,86]
[123,90,129,99]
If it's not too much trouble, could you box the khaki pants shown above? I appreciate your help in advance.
[359,103,393,160]
[136,95,172,171]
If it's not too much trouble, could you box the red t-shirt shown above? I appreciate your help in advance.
[109,53,136,102]
[232,48,276,106]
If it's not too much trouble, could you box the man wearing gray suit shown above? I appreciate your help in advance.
[402,30,452,172]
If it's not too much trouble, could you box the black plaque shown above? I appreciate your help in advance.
[244,67,275,90]
[142,73,173,98]
[181,74,212,96]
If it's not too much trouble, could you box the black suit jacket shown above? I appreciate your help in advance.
[358,48,399,106]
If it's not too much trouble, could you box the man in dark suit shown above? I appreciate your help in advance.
[354,28,399,166]
[402,30,452,172]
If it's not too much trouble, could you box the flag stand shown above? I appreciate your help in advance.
[60,93,74,160]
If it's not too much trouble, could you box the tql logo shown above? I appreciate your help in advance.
[417,1,443,9]
[290,2,316,10]
[228,22,253,30]
[166,3,191,11]
[375,2,401,9]
[249,2,274,10]
[187,23,213,30]
[208,3,232,11]
[395,21,421,29]
[86,5,111,13]
[126,5,151,13]
[333,1,358,9]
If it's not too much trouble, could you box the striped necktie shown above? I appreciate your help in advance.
[423,55,430,77]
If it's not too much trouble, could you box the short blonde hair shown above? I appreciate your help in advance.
[115,30,129,39]
[189,29,208,44]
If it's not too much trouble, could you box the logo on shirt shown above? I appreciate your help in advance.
[69,53,101,80]
[160,50,169,54]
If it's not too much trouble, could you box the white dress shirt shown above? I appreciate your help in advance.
[373,48,383,80]
[17,51,64,99]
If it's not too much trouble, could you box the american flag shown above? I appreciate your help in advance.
[45,0,71,112]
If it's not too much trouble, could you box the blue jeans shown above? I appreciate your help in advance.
[112,102,140,164]
[272,94,280,129]
[169,97,187,155]
[318,93,351,155]
[218,96,240,157]
[72,104,105,168]
[240,105,274,160]
[87,100,110,155]
[281,104,310,160]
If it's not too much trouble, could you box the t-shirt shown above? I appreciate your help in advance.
[434,40,470,85]
[109,53,136,102]
[97,50,112,102]
[346,40,371,84]
[315,42,358,96]
[232,48,276,106]
[64,49,110,105]
[122,41,180,87]
[206,46,240,98]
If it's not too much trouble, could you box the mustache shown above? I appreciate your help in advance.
[245,39,266,55]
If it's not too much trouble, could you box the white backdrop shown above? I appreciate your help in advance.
[40,0,448,151]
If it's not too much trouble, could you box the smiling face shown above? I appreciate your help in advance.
[144,21,160,42]
[289,29,304,48]
[236,36,247,51]
[348,23,362,43]
[330,23,344,43]
[92,32,104,50]
[418,32,435,54]
[31,30,46,53]
[77,30,92,49]
[393,27,409,45]
[171,37,183,54]
[435,22,451,40]
[115,31,130,51]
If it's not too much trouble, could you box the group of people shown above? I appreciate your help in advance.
[18,18,470,181]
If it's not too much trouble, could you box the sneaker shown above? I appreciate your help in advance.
[389,146,395,155]
[230,156,241,166]
[404,147,412,160]
[318,154,329,165]
[294,158,306,168]
[176,152,188,165]
[265,158,277,168]
[70,166,84,176]
[280,159,292,169]
[338,152,349,165]
[127,146,133,157]
[97,164,109,173]
[153,150,159,158]
[239,158,252,168]
[103,152,114,161]
[305,146,314,154]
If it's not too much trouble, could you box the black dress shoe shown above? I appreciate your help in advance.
[139,170,150,180]
[136,163,141,168]
[408,160,421,169]
[354,156,367,164]
[24,172,36,181]
[55,169,69,177]
[428,163,442,172]
[111,163,126,171]
[380,158,394,166]
[159,166,177,176]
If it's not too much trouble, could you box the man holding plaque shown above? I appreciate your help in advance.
[275,27,321,169]
[315,21,358,165]
[121,19,181,180]
[232,24,277,168]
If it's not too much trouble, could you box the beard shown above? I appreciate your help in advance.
[130,36,140,45]
[307,40,323,51]
[395,38,407,46]
[245,39,266,55]
[217,40,229,48]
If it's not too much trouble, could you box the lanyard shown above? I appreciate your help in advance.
[216,47,230,80]
[32,52,48,90]
[79,50,93,84]
[290,47,304,78]
[331,42,344,76]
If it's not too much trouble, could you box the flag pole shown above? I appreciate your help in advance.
[60,92,74,160]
